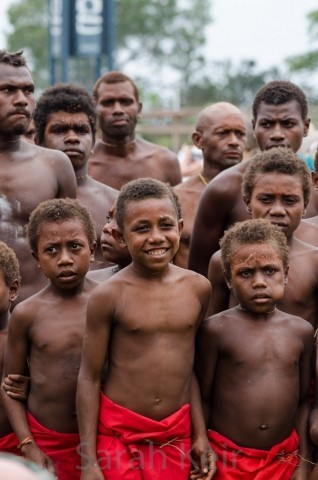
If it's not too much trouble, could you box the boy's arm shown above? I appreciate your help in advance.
[207,251,230,316]
[190,373,216,480]
[190,317,219,480]
[76,285,113,480]
[292,324,314,480]
[1,306,55,474]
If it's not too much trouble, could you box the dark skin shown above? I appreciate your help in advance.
[38,110,118,270]
[76,197,213,480]
[87,202,131,282]
[174,102,246,269]
[88,81,182,189]
[0,273,20,436]
[188,100,315,277]
[296,172,318,247]
[208,173,318,330]
[195,243,314,480]
[1,218,98,474]
[0,64,77,302]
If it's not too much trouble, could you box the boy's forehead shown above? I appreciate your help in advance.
[124,197,177,219]
[231,241,283,265]
[252,171,304,194]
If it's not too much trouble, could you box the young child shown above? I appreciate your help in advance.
[0,241,21,453]
[1,198,98,479]
[87,201,131,282]
[76,178,212,480]
[193,219,314,479]
[208,147,318,330]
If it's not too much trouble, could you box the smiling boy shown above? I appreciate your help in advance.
[76,178,212,480]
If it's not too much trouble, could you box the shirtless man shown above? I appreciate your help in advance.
[174,102,246,268]
[0,50,76,302]
[33,83,118,270]
[208,147,318,331]
[76,178,212,480]
[189,80,314,276]
[88,71,182,189]
[194,219,313,479]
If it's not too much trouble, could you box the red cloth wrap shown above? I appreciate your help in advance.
[27,411,81,480]
[208,429,299,479]
[0,431,19,455]
[97,392,191,480]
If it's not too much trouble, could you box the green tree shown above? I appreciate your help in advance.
[287,10,318,72]
[6,0,212,91]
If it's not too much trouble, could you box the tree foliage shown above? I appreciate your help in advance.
[287,10,318,72]
[6,0,212,90]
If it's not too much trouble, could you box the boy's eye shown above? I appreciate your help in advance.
[45,246,57,254]
[265,267,276,275]
[240,270,252,278]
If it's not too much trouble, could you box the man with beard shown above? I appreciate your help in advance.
[0,50,76,302]
[88,71,182,189]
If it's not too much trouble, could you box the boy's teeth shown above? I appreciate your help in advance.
[148,249,166,255]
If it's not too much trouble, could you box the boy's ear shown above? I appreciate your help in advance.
[304,117,311,137]
[9,279,19,302]
[112,227,127,246]
[284,266,289,285]
[31,250,40,265]
[243,195,252,215]
[90,241,97,263]
[178,218,183,234]
[312,171,318,190]
[224,272,232,290]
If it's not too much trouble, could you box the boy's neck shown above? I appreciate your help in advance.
[236,304,277,320]
[0,309,10,331]
[49,277,87,297]
[129,261,171,280]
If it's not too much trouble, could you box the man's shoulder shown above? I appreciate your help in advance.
[136,137,178,161]
[87,177,119,199]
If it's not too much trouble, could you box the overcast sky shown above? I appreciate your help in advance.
[0,0,317,72]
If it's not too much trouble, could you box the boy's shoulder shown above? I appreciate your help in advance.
[172,264,211,291]
[274,308,314,336]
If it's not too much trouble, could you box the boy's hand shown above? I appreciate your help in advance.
[21,442,56,477]
[2,374,30,401]
[190,435,217,479]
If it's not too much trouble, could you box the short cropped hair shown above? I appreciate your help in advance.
[116,178,182,230]
[220,219,289,280]
[0,49,27,67]
[242,147,312,207]
[252,81,308,120]
[34,83,96,144]
[0,241,20,285]
[27,198,96,253]
[93,71,139,103]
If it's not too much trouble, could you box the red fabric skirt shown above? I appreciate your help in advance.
[0,431,19,455]
[27,411,81,480]
[208,429,299,479]
[97,393,192,480]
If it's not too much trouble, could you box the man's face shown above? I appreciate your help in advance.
[42,111,94,171]
[253,101,310,152]
[193,111,246,170]
[95,81,141,141]
[0,64,35,137]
